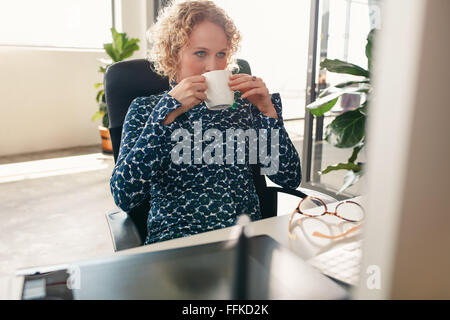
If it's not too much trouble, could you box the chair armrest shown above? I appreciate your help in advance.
[297,187,338,204]
[264,186,339,218]
[265,186,308,199]
[266,186,338,204]
[105,208,144,251]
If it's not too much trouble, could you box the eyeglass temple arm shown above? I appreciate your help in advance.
[312,224,362,240]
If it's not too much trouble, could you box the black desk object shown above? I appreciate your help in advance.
[21,235,348,300]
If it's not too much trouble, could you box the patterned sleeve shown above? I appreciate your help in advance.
[249,93,302,189]
[110,93,181,211]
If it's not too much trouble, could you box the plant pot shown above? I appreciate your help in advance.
[99,126,113,154]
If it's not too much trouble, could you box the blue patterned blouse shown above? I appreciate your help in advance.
[110,90,301,245]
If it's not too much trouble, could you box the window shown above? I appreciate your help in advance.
[213,0,311,120]
[303,0,381,198]
[0,0,113,49]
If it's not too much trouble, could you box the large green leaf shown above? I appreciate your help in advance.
[348,145,363,163]
[102,113,109,128]
[94,28,141,124]
[335,80,370,88]
[121,40,140,60]
[104,43,119,62]
[320,162,362,175]
[123,38,140,50]
[307,86,368,117]
[307,94,339,117]
[99,101,107,112]
[325,108,365,148]
[96,89,104,103]
[111,27,124,53]
[366,29,376,71]
[105,28,140,62]
[359,101,368,115]
[320,59,370,78]
[98,65,108,73]
[319,81,370,98]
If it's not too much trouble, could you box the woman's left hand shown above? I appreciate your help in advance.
[229,74,278,119]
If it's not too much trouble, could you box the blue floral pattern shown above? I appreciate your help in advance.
[110,90,301,245]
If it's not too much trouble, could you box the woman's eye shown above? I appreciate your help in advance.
[217,52,226,58]
[195,51,206,57]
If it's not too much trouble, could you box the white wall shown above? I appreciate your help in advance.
[114,0,154,59]
[0,47,106,157]
[0,0,154,157]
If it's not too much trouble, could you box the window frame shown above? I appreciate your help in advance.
[0,0,115,50]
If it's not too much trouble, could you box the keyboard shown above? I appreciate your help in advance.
[307,240,363,286]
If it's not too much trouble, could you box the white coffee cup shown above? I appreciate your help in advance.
[202,70,234,110]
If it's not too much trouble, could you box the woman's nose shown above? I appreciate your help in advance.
[204,57,223,73]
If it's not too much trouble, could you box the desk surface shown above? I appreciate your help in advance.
[117,196,364,259]
[7,196,364,299]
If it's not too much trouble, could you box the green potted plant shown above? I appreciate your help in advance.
[93,27,140,153]
[306,29,376,194]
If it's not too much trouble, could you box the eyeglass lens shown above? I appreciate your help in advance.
[336,202,364,221]
[298,198,326,216]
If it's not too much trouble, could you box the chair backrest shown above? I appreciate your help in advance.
[104,59,272,240]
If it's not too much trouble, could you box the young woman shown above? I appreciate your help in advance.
[110,0,301,245]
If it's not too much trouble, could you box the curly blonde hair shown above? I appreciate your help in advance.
[147,0,241,82]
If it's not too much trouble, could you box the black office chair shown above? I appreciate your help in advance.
[104,58,337,251]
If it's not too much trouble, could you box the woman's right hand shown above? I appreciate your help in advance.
[164,75,207,125]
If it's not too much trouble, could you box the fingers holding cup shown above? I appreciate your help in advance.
[229,74,275,116]
[229,74,265,96]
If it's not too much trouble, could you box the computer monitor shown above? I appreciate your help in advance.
[353,0,450,299]
[20,235,348,300]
